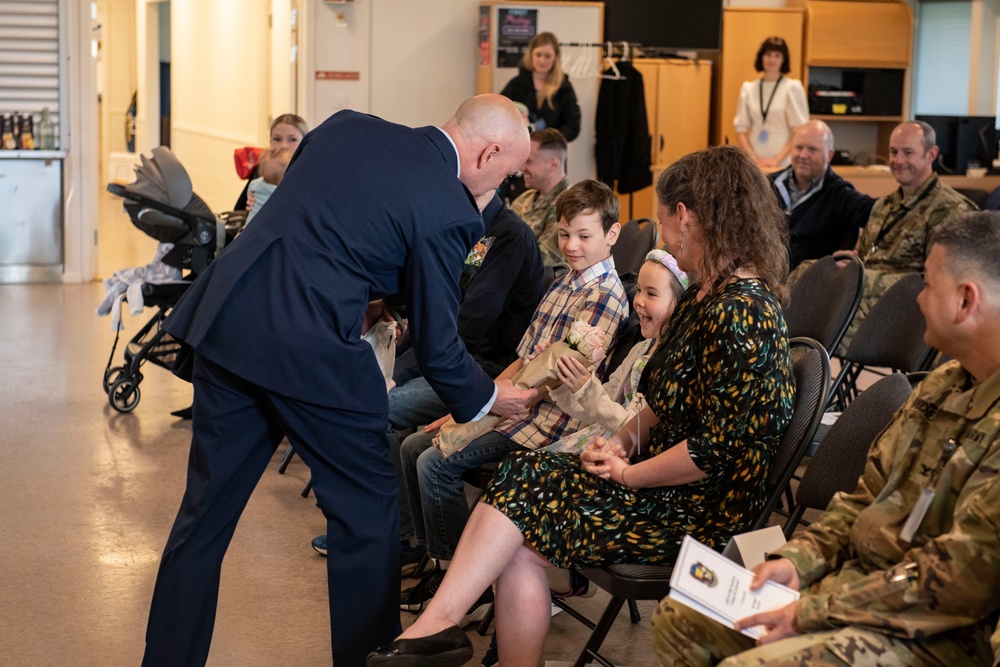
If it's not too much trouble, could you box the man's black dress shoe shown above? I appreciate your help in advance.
[366,625,472,667]
[170,405,193,420]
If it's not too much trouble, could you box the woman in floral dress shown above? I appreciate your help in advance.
[368,145,796,667]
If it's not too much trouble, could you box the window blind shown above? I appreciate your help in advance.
[913,1,972,116]
[0,0,61,144]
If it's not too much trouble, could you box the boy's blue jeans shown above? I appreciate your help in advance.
[400,428,520,560]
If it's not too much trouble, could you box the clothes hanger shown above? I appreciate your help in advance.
[600,41,622,80]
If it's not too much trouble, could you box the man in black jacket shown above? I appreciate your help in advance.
[771,120,875,269]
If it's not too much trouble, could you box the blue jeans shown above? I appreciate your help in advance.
[387,377,449,541]
[401,428,520,560]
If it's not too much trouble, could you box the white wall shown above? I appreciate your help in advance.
[299,0,481,129]
[167,0,270,211]
[370,0,481,126]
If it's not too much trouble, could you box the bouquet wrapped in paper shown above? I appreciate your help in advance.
[432,320,609,457]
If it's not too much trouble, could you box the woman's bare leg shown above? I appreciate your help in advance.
[397,502,523,639]
[495,544,554,665]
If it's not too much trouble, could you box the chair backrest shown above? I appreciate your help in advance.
[786,372,913,537]
[831,272,936,409]
[784,254,864,355]
[954,187,989,210]
[603,272,641,378]
[845,272,934,370]
[751,337,831,530]
[610,218,658,276]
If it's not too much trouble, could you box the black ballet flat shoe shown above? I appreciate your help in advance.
[366,625,473,667]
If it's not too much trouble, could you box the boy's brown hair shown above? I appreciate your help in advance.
[555,179,620,233]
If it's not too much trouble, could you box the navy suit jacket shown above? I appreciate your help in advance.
[164,110,495,422]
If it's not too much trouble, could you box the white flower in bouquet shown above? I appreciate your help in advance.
[565,320,608,363]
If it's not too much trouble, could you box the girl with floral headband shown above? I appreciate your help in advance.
[544,249,688,457]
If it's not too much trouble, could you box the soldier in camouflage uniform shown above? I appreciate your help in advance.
[510,128,570,266]
[787,121,976,355]
[652,211,1000,667]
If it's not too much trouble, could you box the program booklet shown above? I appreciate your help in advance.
[669,535,800,639]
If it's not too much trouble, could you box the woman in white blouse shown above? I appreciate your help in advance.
[734,36,809,168]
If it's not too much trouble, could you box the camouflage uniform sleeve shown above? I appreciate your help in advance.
[535,211,564,266]
[789,427,1000,637]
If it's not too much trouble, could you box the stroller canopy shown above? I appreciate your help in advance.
[123,146,215,242]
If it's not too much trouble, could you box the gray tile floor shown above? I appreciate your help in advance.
[0,283,661,666]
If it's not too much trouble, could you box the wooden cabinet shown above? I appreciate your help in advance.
[616,58,713,222]
[797,0,913,159]
[716,8,805,146]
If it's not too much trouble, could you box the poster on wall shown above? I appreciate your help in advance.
[479,6,490,66]
[496,8,537,68]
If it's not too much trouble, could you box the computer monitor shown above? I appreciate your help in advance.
[915,115,998,175]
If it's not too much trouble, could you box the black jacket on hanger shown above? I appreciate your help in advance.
[595,60,652,195]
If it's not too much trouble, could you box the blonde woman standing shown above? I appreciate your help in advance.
[501,32,581,142]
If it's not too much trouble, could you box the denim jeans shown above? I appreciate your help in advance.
[400,428,520,560]
[387,377,449,541]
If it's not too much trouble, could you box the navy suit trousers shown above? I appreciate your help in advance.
[142,354,401,667]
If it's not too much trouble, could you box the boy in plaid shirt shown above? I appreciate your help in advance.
[398,179,628,619]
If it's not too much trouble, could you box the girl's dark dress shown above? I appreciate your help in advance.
[483,278,795,568]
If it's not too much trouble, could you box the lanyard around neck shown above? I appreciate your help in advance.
[867,178,937,257]
[759,76,784,123]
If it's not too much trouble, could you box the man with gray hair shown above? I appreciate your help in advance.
[831,120,975,353]
[770,119,874,269]
[652,210,1000,667]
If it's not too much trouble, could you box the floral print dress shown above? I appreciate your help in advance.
[482,279,795,568]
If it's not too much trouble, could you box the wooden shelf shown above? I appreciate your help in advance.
[813,115,902,123]
[799,1,913,157]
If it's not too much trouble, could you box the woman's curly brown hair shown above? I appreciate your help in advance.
[656,145,789,302]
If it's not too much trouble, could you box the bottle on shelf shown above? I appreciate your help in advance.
[10,112,22,149]
[19,113,35,150]
[1,115,14,150]
[38,108,56,150]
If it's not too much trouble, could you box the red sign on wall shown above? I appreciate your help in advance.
[315,71,360,81]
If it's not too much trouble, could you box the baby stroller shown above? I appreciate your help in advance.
[102,146,244,412]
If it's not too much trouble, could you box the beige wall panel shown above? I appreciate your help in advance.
[170,0,268,211]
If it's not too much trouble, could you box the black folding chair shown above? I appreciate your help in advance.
[829,272,936,411]
[784,372,914,537]
[610,218,658,275]
[784,253,864,356]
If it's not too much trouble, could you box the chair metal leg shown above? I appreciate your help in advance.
[627,598,640,623]
[300,476,313,498]
[571,595,626,667]
[277,443,296,473]
[476,601,495,635]
[409,553,431,579]
[551,597,596,629]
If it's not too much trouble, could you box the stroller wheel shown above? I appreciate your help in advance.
[103,366,125,393]
[109,377,141,413]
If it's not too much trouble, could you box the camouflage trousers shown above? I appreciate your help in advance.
[651,598,944,667]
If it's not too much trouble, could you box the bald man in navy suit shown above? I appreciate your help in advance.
[142,95,534,667]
